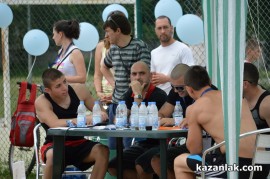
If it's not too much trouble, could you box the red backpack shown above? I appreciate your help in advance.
[9,82,37,147]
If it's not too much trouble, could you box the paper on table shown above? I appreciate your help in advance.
[50,127,69,130]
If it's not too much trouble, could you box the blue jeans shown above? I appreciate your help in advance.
[108,103,132,149]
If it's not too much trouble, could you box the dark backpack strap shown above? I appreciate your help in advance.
[56,47,78,69]
[17,82,37,104]
[28,83,37,104]
[18,82,28,103]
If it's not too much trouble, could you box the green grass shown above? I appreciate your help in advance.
[259,70,270,90]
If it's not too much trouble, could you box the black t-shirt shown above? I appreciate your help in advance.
[167,89,194,117]
[123,86,167,110]
[166,84,218,117]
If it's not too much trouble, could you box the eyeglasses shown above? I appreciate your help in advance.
[171,84,185,92]
[107,16,119,28]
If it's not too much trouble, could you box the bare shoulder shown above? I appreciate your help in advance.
[35,94,53,114]
[71,48,83,56]
[187,92,220,124]
[189,97,210,112]
[35,94,49,108]
[260,94,270,119]
[96,41,104,49]
[261,94,270,107]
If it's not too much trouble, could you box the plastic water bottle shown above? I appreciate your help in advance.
[130,102,139,130]
[77,101,86,127]
[139,102,147,130]
[174,101,183,126]
[115,101,123,129]
[122,101,128,128]
[150,102,159,130]
[92,101,101,125]
[146,102,153,130]
[115,101,127,129]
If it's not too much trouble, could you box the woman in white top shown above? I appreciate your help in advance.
[52,19,86,83]
[94,37,114,105]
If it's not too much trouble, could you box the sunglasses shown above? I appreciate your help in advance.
[107,16,119,28]
[171,84,185,92]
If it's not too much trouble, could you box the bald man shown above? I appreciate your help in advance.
[108,61,167,179]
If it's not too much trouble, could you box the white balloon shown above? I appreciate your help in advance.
[176,14,204,45]
[154,0,183,26]
[102,4,128,22]
[0,3,13,28]
[23,29,49,56]
[73,22,99,52]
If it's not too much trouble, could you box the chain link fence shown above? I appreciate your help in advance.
[0,0,269,175]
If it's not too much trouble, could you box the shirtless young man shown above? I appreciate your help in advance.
[174,65,259,179]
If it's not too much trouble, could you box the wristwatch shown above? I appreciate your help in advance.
[134,94,143,99]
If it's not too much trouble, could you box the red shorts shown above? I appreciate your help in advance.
[41,139,88,163]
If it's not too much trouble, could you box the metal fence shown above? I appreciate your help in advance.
[0,0,270,174]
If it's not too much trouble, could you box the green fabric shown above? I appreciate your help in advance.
[202,0,247,178]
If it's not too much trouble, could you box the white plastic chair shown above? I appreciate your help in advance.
[33,123,92,178]
[201,128,270,179]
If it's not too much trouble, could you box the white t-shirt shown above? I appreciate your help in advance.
[151,41,194,94]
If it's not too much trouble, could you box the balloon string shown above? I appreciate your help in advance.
[26,56,37,82]
[86,51,92,80]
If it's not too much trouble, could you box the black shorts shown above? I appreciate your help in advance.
[64,140,99,171]
[135,147,160,173]
[108,142,158,173]
[153,144,189,170]
[186,153,270,179]
[42,140,99,172]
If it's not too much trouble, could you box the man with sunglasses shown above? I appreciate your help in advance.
[174,66,259,179]
[128,64,192,178]
[101,13,151,149]
[142,64,193,179]
[151,16,194,95]
[147,64,217,179]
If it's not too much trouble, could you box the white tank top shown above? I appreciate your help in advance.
[52,45,78,76]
